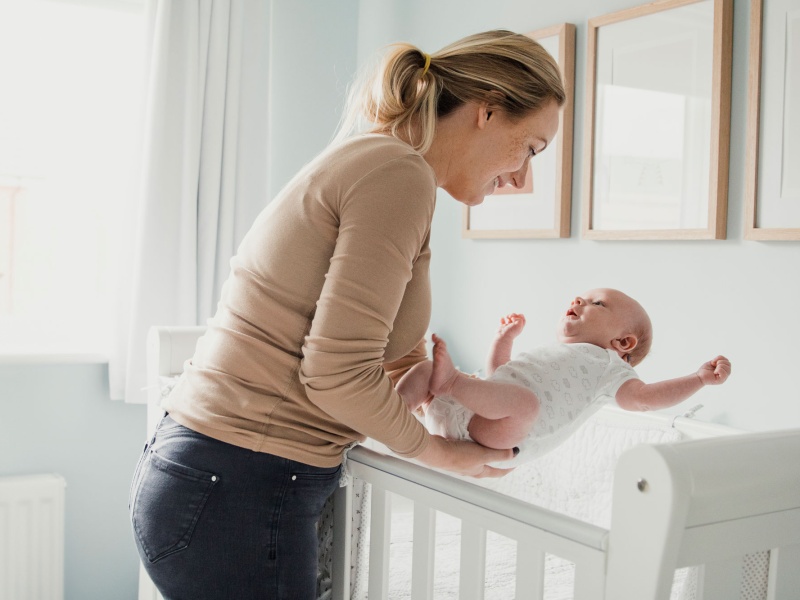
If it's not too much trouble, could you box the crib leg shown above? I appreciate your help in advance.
[332,484,353,600]
[768,544,800,600]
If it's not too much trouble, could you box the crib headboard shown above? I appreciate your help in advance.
[607,427,800,598]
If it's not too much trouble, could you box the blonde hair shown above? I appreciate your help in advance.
[336,30,566,154]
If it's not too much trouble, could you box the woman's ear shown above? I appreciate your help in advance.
[476,102,493,129]
[478,91,506,128]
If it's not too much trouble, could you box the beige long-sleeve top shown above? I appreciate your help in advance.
[163,135,436,467]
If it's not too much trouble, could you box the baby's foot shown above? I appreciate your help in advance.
[429,333,460,396]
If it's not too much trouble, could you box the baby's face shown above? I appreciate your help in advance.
[556,288,642,349]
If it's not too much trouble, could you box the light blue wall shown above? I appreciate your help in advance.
[0,362,146,600]
[267,0,360,198]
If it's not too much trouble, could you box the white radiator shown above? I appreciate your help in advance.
[0,474,66,600]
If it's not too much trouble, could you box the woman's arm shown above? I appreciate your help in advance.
[414,435,516,478]
[615,355,731,412]
[384,337,429,386]
[299,154,435,457]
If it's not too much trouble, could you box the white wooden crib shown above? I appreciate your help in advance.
[140,326,800,600]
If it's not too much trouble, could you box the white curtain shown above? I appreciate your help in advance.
[110,0,271,403]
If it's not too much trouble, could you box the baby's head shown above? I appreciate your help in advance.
[556,288,652,366]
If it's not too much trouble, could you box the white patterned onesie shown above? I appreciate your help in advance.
[424,343,639,468]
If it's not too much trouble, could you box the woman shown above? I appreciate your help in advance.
[130,29,565,599]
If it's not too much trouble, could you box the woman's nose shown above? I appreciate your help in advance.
[509,162,529,189]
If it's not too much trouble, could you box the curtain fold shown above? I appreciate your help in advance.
[110,0,271,403]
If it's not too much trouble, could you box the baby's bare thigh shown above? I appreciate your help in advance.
[467,397,538,449]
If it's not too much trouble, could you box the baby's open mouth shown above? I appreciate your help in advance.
[566,309,577,317]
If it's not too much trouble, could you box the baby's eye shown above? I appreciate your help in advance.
[592,300,605,306]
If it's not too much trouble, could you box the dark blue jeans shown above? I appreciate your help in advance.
[129,415,341,600]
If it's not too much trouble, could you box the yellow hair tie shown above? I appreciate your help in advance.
[421,53,431,77]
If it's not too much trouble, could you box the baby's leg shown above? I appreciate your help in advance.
[468,409,535,450]
[428,333,460,397]
[430,334,539,449]
[396,360,434,412]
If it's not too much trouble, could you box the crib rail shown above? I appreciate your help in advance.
[332,446,609,600]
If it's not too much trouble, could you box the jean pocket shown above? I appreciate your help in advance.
[131,450,219,563]
[128,441,150,512]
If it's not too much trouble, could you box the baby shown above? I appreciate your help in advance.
[397,288,731,467]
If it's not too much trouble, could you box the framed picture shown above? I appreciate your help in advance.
[462,23,575,239]
[582,0,733,240]
[745,0,800,240]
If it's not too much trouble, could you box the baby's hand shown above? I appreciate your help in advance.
[697,355,731,386]
[497,313,526,340]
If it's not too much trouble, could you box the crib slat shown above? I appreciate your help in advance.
[332,485,352,600]
[514,541,545,600]
[459,521,486,600]
[572,556,607,600]
[368,487,392,600]
[767,544,800,600]
[695,557,742,600]
[411,503,435,600]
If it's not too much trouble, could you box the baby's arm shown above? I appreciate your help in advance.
[486,313,526,376]
[616,355,731,412]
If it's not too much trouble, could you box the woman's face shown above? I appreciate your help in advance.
[443,98,560,206]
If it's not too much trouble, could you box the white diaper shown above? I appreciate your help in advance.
[424,395,474,441]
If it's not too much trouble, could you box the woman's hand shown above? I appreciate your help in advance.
[414,434,515,478]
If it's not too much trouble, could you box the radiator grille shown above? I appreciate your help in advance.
[0,475,65,600]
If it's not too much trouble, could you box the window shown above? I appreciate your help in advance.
[0,0,145,357]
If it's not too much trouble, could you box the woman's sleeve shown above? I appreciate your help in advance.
[298,156,435,458]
